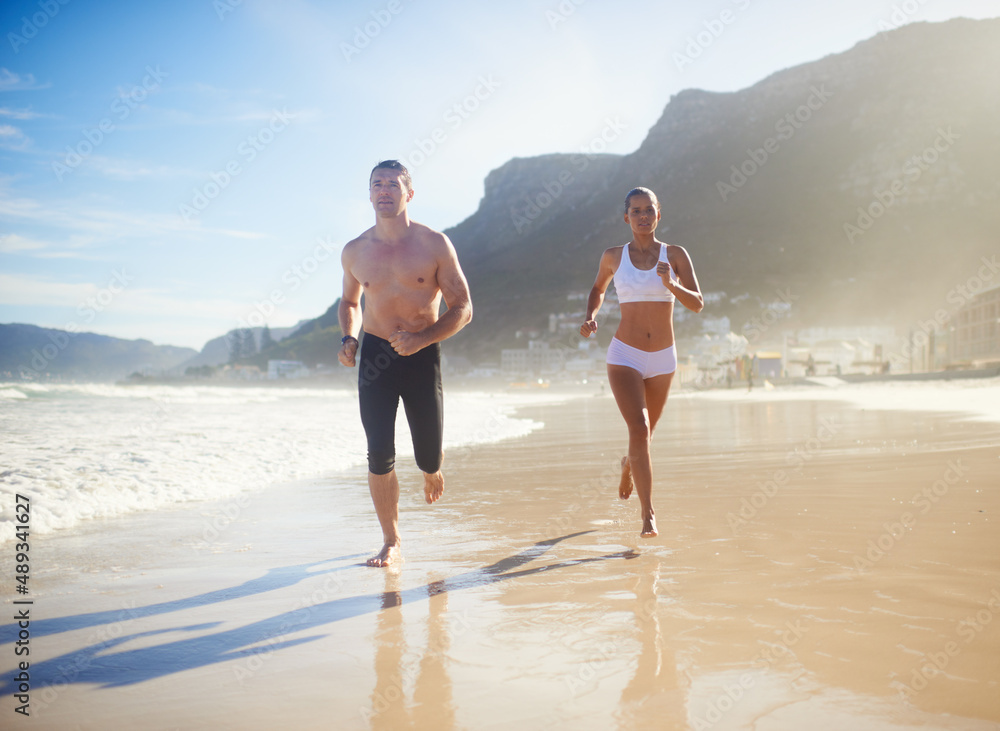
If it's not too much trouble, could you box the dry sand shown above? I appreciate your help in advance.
[1,386,999,730]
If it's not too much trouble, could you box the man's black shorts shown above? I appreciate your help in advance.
[357,333,443,476]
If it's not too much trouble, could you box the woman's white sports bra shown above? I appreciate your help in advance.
[613,243,675,304]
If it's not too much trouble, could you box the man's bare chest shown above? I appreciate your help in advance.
[354,247,437,293]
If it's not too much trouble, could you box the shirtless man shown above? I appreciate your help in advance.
[339,160,473,567]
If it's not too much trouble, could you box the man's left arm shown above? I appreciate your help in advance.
[388,235,473,355]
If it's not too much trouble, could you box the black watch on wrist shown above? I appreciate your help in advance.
[341,335,358,345]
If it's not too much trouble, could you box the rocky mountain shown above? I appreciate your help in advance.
[1,323,196,381]
[240,305,343,369]
[192,305,345,371]
[445,18,1000,358]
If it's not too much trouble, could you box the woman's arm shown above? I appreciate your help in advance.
[581,247,618,337]
[660,245,704,313]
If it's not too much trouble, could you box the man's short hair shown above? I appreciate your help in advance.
[370,159,412,190]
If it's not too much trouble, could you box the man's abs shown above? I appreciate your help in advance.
[361,294,441,340]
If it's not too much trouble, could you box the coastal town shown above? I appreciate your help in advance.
[153,278,1000,388]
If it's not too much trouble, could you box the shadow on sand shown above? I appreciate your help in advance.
[0,531,636,692]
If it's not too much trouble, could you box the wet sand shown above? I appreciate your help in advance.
[1,386,999,730]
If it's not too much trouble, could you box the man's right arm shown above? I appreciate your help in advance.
[338,244,363,367]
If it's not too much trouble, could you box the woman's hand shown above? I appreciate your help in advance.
[657,260,675,288]
[580,319,598,338]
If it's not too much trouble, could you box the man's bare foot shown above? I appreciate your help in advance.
[367,543,401,567]
[619,456,634,500]
[641,515,658,538]
[424,471,444,504]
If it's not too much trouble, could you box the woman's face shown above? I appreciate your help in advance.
[624,193,660,235]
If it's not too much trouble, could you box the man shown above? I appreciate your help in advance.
[339,160,473,567]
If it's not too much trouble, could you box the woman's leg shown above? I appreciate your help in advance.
[645,371,674,437]
[619,370,675,488]
[608,364,658,537]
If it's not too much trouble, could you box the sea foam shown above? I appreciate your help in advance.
[0,383,572,544]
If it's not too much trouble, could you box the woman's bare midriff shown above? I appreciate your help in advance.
[614,301,675,351]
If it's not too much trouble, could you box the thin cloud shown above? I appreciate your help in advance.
[0,123,31,150]
[0,106,45,120]
[171,81,280,101]
[0,68,49,92]
[85,155,202,181]
[0,233,46,253]
[0,272,265,322]
[0,191,269,242]
[1,232,154,261]
[0,273,95,306]
[120,104,313,128]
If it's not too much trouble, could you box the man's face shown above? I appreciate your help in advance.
[369,169,413,218]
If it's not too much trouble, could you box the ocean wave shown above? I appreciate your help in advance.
[0,384,576,544]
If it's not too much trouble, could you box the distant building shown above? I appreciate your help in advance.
[786,327,895,375]
[952,282,1000,366]
[564,340,605,376]
[501,341,567,377]
[811,340,857,375]
[267,359,309,379]
[222,364,264,381]
[784,337,883,376]
[441,354,471,374]
[683,332,749,384]
[549,312,582,334]
[467,365,501,378]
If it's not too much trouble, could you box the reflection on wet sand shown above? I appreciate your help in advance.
[369,576,456,731]
[413,581,456,729]
[617,558,684,730]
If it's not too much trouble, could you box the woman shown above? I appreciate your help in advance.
[580,187,704,537]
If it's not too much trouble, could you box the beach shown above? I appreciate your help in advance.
[2,380,999,730]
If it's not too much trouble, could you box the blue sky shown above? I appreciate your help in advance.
[2,0,998,350]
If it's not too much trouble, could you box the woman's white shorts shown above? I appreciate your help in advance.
[606,338,677,379]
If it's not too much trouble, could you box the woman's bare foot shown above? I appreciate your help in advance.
[640,514,658,538]
[424,471,444,504]
[619,456,634,500]
[367,542,401,567]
